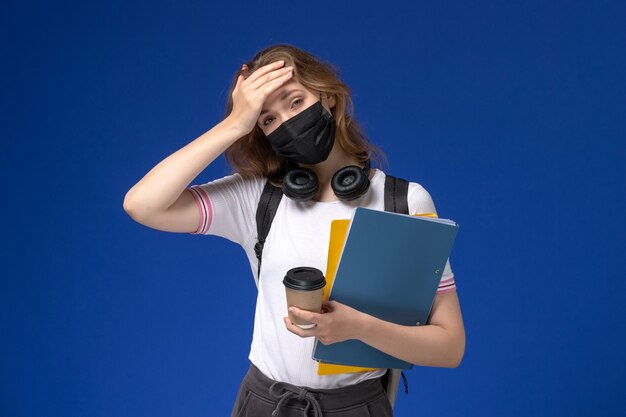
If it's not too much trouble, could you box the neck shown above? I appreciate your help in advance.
[296,141,370,202]
[298,142,360,185]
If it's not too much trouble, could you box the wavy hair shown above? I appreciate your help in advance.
[222,43,388,184]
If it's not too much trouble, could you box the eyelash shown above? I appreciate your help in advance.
[263,99,303,126]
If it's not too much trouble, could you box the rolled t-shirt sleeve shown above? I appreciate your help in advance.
[407,182,457,294]
[185,173,266,246]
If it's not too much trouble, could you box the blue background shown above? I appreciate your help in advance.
[2,1,625,416]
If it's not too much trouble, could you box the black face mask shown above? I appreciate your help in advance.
[265,97,336,165]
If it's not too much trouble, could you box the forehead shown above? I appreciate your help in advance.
[263,78,314,108]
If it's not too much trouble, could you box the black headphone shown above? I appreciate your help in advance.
[281,158,372,201]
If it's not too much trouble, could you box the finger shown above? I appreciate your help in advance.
[284,316,301,335]
[284,316,317,338]
[249,65,293,92]
[233,73,244,92]
[242,60,286,86]
[289,306,322,323]
[232,62,250,92]
[258,70,293,99]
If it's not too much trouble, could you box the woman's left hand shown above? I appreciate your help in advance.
[283,300,367,345]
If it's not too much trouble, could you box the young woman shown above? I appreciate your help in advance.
[124,43,465,417]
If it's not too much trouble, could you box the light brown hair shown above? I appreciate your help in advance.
[222,43,388,185]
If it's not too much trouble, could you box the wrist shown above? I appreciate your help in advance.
[354,311,373,341]
[221,115,250,138]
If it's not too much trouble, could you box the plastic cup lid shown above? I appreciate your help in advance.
[283,266,326,291]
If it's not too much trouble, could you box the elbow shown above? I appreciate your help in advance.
[448,349,464,368]
[123,196,134,215]
[123,195,137,217]
[436,328,465,368]
[448,336,466,368]
[123,192,146,221]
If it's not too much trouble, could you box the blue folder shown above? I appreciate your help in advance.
[312,207,459,369]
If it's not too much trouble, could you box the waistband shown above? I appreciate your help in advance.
[242,362,386,417]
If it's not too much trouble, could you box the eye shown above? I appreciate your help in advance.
[262,99,304,126]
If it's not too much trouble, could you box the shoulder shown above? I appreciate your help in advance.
[407,181,437,216]
[188,172,269,212]
[216,171,268,186]
[192,172,267,194]
[378,171,437,216]
[406,180,440,216]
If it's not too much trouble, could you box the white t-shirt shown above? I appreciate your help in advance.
[186,168,456,388]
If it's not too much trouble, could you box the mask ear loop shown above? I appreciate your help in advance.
[320,91,330,116]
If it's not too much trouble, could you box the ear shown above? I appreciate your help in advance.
[327,93,337,109]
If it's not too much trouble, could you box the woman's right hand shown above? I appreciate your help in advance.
[124,61,294,230]
[227,60,294,135]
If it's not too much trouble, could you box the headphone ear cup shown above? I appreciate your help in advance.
[282,167,319,201]
[331,165,371,201]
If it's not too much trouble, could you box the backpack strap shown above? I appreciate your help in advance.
[253,173,410,406]
[381,174,410,408]
[384,174,410,214]
[254,174,411,281]
[254,179,283,281]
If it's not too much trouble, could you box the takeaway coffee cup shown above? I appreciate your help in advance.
[283,266,326,329]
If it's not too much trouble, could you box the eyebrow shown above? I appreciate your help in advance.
[259,89,303,117]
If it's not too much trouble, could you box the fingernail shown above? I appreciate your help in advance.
[289,307,295,312]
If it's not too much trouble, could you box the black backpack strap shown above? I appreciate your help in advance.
[254,173,410,403]
[384,174,410,214]
[382,174,410,406]
[254,179,283,281]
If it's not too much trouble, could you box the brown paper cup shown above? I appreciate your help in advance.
[282,267,326,329]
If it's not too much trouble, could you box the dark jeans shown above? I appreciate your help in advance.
[230,362,394,417]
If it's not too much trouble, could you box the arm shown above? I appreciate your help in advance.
[356,290,466,368]
[123,59,293,233]
[122,118,246,233]
[285,290,466,368]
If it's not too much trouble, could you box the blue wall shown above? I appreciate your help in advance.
[2,1,624,416]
